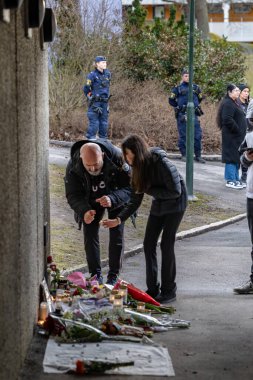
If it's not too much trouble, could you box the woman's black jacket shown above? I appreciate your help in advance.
[64,140,131,219]
[117,148,187,222]
[220,97,247,164]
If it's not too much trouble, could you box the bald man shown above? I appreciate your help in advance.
[65,139,131,285]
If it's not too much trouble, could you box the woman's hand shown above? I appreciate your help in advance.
[96,196,112,208]
[101,218,119,228]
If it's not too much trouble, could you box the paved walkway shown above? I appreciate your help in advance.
[21,147,253,379]
[21,219,253,380]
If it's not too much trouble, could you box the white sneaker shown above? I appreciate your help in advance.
[234,279,253,294]
[225,181,243,189]
[235,181,244,189]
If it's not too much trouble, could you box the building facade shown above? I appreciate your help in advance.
[122,0,253,42]
[0,3,51,380]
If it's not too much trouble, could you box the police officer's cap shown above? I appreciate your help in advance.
[181,68,189,75]
[95,56,107,63]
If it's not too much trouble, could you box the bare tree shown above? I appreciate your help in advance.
[195,0,209,40]
[81,0,122,35]
[186,0,209,40]
[48,0,123,125]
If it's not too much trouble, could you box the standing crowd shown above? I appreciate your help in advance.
[64,56,253,306]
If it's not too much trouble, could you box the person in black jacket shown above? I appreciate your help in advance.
[65,139,131,285]
[217,84,247,189]
[102,135,187,303]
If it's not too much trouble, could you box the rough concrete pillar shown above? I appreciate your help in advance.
[0,5,50,380]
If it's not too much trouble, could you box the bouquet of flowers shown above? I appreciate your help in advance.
[75,359,134,375]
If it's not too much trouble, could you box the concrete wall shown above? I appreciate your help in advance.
[0,6,50,380]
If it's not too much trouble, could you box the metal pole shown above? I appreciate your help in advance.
[186,0,196,200]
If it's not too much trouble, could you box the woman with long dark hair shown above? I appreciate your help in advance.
[102,135,187,303]
[217,84,247,189]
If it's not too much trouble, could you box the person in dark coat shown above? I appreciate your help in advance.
[237,83,250,185]
[217,84,247,189]
[102,135,187,304]
[64,139,131,285]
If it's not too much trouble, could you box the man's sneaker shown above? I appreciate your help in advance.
[145,289,160,299]
[225,181,243,189]
[241,181,247,188]
[181,156,186,162]
[90,273,103,285]
[195,156,206,164]
[235,181,244,189]
[97,275,103,285]
[233,280,253,294]
[106,274,118,286]
[155,291,176,304]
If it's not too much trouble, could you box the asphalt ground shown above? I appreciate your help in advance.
[20,146,253,379]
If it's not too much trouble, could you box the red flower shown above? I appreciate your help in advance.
[47,256,53,264]
[76,360,86,374]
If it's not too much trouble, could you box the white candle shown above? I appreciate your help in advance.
[137,301,145,311]
[109,289,118,303]
[118,285,128,304]
[113,295,123,309]
[39,302,48,321]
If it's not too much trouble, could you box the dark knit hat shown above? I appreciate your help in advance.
[238,83,249,91]
[95,56,107,63]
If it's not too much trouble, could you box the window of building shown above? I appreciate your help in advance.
[208,4,223,14]
[153,6,165,19]
[232,4,252,14]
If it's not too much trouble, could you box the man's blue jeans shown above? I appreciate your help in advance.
[224,163,240,182]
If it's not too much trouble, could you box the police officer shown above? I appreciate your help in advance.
[169,69,205,163]
[83,56,111,140]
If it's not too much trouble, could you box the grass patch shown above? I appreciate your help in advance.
[49,164,239,270]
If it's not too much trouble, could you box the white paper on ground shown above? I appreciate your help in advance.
[43,337,175,376]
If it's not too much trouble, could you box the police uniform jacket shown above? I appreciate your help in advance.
[83,68,111,100]
[169,81,202,111]
[220,97,247,164]
[65,140,131,219]
[117,148,187,222]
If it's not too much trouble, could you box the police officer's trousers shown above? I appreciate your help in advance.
[176,114,202,157]
[86,102,108,139]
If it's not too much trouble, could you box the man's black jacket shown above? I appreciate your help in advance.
[64,139,131,219]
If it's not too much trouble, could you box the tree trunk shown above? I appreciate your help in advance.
[195,0,209,40]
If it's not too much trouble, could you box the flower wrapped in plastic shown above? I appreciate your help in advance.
[75,359,134,375]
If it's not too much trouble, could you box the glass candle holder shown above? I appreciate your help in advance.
[118,284,128,304]
[137,301,145,311]
[109,289,118,303]
[56,288,64,301]
[113,294,123,309]
[39,302,48,321]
